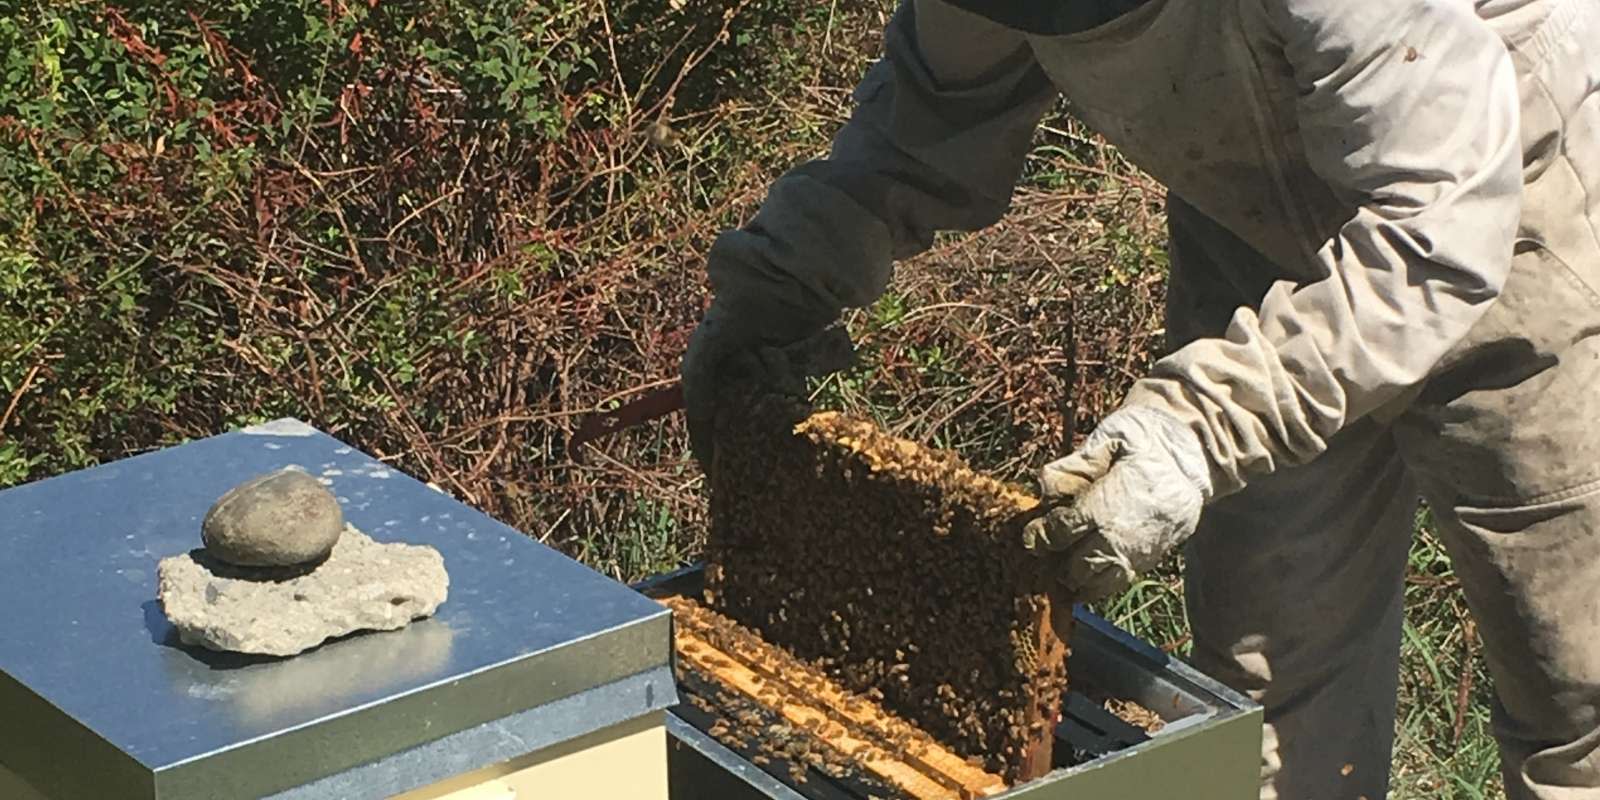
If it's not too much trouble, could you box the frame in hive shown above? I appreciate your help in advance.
[706,391,1072,785]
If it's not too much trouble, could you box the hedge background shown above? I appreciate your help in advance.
[0,0,1162,574]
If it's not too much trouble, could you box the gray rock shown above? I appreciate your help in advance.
[159,525,449,657]
[202,468,344,567]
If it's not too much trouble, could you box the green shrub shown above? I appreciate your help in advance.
[0,0,1158,578]
[0,0,831,503]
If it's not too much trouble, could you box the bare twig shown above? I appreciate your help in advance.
[1452,616,1478,747]
[0,364,44,437]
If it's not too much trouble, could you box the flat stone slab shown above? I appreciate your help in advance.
[159,525,448,657]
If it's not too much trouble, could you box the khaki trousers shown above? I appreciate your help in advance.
[1169,3,1600,797]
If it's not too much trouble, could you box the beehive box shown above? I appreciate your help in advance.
[664,594,1010,799]
[0,419,676,800]
[639,566,1263,800]
[703,391,1072,791]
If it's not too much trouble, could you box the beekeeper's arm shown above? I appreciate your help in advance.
[1026,0,1524,599]
[681,0,1056,465]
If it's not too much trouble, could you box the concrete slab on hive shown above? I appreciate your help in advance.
[0,419,674,800]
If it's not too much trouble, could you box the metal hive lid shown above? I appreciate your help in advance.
[0,419,674,800]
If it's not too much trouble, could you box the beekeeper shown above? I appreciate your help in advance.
[681,0,1599,797]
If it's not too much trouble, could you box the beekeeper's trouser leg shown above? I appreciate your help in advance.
[1166,195,1417,800]
[1170,53,1600,792]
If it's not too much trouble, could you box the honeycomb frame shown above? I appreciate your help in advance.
[707,394,1072,784]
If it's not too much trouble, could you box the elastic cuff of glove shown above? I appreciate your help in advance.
[1107,402,1216,504]
[707,242,840,336]
[1122,380,1248,498]
[709,289,836,350]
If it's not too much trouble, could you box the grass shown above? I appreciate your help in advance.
[1392,514,1504,799]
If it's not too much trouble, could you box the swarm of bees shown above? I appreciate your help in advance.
[706,392,1072,784]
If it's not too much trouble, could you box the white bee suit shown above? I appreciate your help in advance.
[693,0,1600,796]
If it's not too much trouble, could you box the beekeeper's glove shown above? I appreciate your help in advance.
[1022,405,1213,601]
